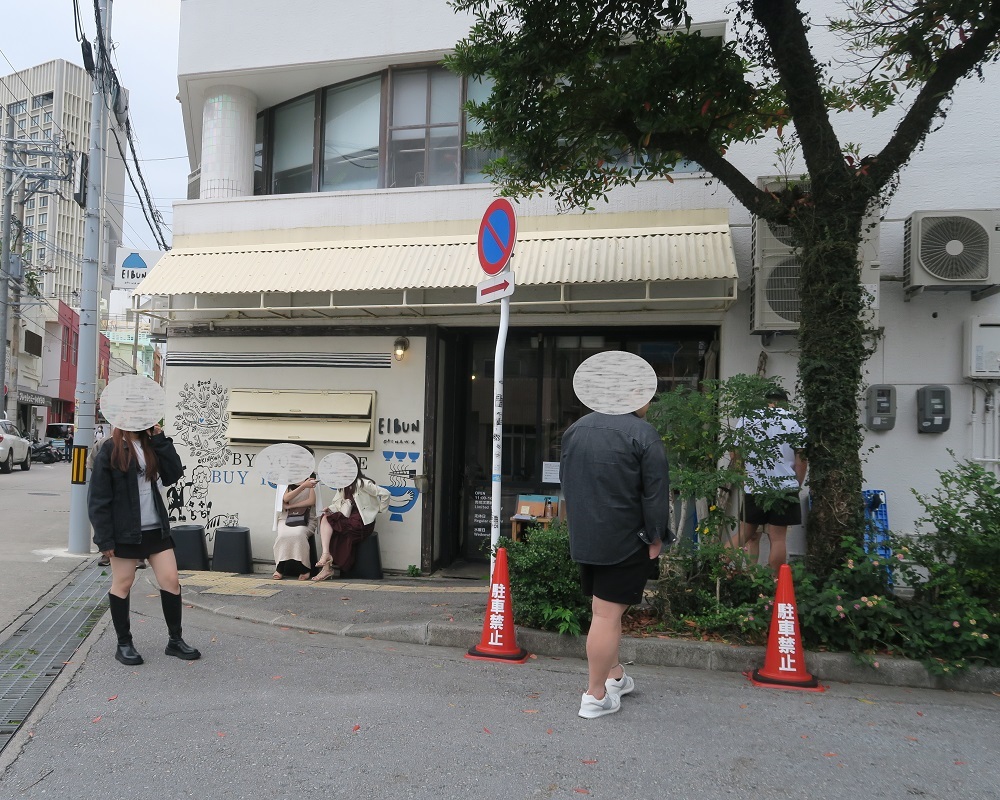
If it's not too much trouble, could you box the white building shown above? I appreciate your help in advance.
[136,0,1000,572]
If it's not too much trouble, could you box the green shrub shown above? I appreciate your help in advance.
[497,519,591,634]
[649,541,772,645]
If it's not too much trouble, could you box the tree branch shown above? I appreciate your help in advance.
[868,3,1000,189]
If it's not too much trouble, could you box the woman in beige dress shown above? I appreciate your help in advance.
[272,475,319,580]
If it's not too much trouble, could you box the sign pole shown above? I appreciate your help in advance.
[490,290,510,578]
[475,197,517,580]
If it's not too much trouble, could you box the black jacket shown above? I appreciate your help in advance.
[88,432,185,553]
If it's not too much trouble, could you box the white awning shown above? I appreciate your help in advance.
[136,224,738,321]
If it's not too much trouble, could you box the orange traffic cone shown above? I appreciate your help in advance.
[747,563,825,691]
[465,547,529,664]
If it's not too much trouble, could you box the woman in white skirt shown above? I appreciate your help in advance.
[272,473,320,580]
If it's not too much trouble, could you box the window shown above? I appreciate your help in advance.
[464,76,500,184]
[30,115,39,127]
[38,213,46,225]
[387,67,461,188]
[44,111,52,123]
[8,100,26,115]
[71,332,78,365]
[25,216,34,227]
[24,330,42,357]
[25,199,34,210]
[271,94,315,194]
[30,131,38,140]
[37,231,45,242]
[38,196,47,208]
[37,248,45,261]
[61,326,69,361]
[321,76,381,191]
[32,92,53,109]
[255,65,494,196]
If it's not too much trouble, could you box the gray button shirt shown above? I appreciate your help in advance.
[560,411,671,565]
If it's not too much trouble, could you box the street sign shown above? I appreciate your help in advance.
[476,271,516,304]
[114,248,164,290]
[477,198,517,275]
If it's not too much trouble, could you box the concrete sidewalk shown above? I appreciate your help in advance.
[168,564,1000,695]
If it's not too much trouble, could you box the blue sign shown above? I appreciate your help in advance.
[477,198,517,276]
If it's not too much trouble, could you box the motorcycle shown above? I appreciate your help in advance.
[30,440,62,464]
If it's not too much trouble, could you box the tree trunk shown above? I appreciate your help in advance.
[795,200,869,578]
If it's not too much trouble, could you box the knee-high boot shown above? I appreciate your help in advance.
[160,589,202,660]
[108,592,143,666]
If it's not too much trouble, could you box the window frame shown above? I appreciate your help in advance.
[255,63,489,196]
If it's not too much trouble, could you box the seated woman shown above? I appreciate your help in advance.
[313,455,389,581]
[272,473,320,580]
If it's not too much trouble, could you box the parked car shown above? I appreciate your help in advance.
[0,419,31,472]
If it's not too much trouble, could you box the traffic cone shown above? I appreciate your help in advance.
[465,547,529,663]
[747,563,825,691]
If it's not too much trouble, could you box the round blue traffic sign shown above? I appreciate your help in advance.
[477,198,517,275]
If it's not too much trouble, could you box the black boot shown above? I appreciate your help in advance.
[160,589,201,660]
[108,592,143,665]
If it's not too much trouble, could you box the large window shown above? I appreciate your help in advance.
[322,76,380,191]
[271,95,315,194]
[257,65,494,196]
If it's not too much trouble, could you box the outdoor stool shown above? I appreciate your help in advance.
[342,532,383,580]
[171,524,209,571]
[212,525,253,573]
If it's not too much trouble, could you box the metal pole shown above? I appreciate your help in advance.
[68,0,112,554]
[489,289,510,578]
[0,113,14,418]
[131,304,139,373]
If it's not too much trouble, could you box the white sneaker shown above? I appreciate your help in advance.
[605,671,635,697]
[578,691,621,719]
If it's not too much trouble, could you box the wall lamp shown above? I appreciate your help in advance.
[393,336,410,361]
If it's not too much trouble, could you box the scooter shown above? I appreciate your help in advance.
[30,440,62,464]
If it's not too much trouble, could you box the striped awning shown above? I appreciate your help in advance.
[135,224,738,320]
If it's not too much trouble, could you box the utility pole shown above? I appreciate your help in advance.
[0,113,13,418]
[68,0,112,554]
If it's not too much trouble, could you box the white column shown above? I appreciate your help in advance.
[200,85,258,199]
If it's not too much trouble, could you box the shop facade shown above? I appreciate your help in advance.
[142,0,1000,572]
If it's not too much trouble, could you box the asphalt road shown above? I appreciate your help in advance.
[0,460,91,637]
[1,590,998,800]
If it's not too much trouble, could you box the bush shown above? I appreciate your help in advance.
[648,541,773,645]
[498,519,591,635]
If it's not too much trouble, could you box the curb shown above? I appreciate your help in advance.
[181,591,1000,693]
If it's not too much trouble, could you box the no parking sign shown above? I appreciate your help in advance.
[477,198,517,275]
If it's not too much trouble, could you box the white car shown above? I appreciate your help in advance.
[0,419,31,472]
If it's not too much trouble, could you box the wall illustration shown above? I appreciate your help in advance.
[173,379,232,467]
[382,450,420,522]
[170,379,239,537]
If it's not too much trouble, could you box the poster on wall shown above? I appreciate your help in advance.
[465,484,492,560]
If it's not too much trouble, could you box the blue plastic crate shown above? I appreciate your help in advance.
[862,489,894,584]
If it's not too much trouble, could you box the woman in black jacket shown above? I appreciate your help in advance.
[89,424,201,666]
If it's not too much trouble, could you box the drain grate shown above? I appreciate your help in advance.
[0,566,110,752]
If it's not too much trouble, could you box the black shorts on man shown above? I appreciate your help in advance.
[579,544,655,606]
[741,490,802,527]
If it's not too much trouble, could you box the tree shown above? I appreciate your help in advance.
[447,0,1000,578]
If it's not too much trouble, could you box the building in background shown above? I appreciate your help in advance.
[1,58,125,429]
[136,0,1000,573]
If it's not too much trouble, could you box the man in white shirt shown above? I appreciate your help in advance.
[729,389,807,572]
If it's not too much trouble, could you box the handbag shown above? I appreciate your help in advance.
[284,507,310,527]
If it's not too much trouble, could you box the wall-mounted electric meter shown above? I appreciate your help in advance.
[865,385,896,431]
[916,385,951,433]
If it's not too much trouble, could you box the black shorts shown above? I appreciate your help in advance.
[741,491,802,527]
[113,528,175,560]
[579,545,655,606]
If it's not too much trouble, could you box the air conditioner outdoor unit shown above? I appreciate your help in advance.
[904,210,1000,296]
[750,176,880,334]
